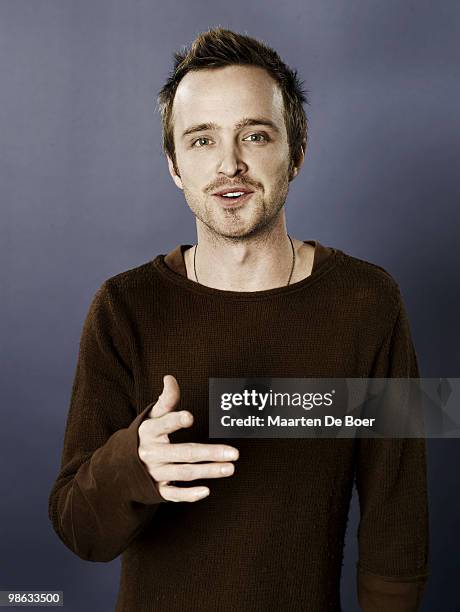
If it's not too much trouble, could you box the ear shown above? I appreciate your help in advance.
[289,139,307,181]
[167,155,183,190]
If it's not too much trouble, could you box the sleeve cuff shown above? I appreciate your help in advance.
[357,565,429,612]
[123,401,168,505]
[77,401,168,508]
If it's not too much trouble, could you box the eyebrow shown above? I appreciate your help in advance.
[181,117,281,139]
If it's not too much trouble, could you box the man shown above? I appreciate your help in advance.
[49,27,429,611]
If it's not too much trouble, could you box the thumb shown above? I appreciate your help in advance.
[148,374,181,418]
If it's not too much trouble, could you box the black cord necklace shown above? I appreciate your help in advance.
[193,234,296,286]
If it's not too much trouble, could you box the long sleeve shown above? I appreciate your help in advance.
[355,291,430,611]
[48,281,166,563]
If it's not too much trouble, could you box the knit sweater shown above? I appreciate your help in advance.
[48,239,429,612]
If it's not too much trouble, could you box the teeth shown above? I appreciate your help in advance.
[221,192,245,197]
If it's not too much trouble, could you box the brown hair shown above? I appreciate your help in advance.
[156,27,310,177]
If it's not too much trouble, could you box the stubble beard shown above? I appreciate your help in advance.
[183,171,290,242]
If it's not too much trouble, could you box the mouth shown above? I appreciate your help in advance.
[212,190,254,207]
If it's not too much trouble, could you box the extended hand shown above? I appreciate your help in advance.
[138,374,239,502]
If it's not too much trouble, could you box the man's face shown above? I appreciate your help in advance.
[167,65,303,239]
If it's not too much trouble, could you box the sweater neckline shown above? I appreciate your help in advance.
[152,240,342,300]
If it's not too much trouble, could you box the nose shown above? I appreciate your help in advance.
[216,139,248,177]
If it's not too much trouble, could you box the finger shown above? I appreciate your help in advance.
[153,462,235,482]
[149,442,239,464]
[156,433,169,443]
[149,374,180,418]
[146,410,194,438]
[158,483,210,503]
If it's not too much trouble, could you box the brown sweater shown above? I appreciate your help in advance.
[48,239,429,611]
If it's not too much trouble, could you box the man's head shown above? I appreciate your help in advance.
[156,27,309,239]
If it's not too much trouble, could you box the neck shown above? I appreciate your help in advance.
[186,215,303,291]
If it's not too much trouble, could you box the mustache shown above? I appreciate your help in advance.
[207,180,259,192]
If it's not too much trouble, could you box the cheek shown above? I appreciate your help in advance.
[257,155,291,186]
[250,146,289,170]
[180,153,214,181]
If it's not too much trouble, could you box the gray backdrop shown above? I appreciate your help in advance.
[1,1,459,610]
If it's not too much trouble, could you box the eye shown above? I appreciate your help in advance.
[243,133,270,143]
[192,137,212,147]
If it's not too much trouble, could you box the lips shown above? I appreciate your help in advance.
[213,190,254,207]
[212,187,254,196]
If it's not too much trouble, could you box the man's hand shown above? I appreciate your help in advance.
[138,374,239,502]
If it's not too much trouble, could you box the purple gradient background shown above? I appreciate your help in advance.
[1,1,459,610]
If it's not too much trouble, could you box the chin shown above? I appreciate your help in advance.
[191,195,283,238]
[211,216,278,240]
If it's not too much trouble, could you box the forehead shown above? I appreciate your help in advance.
[172,65,285,133]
